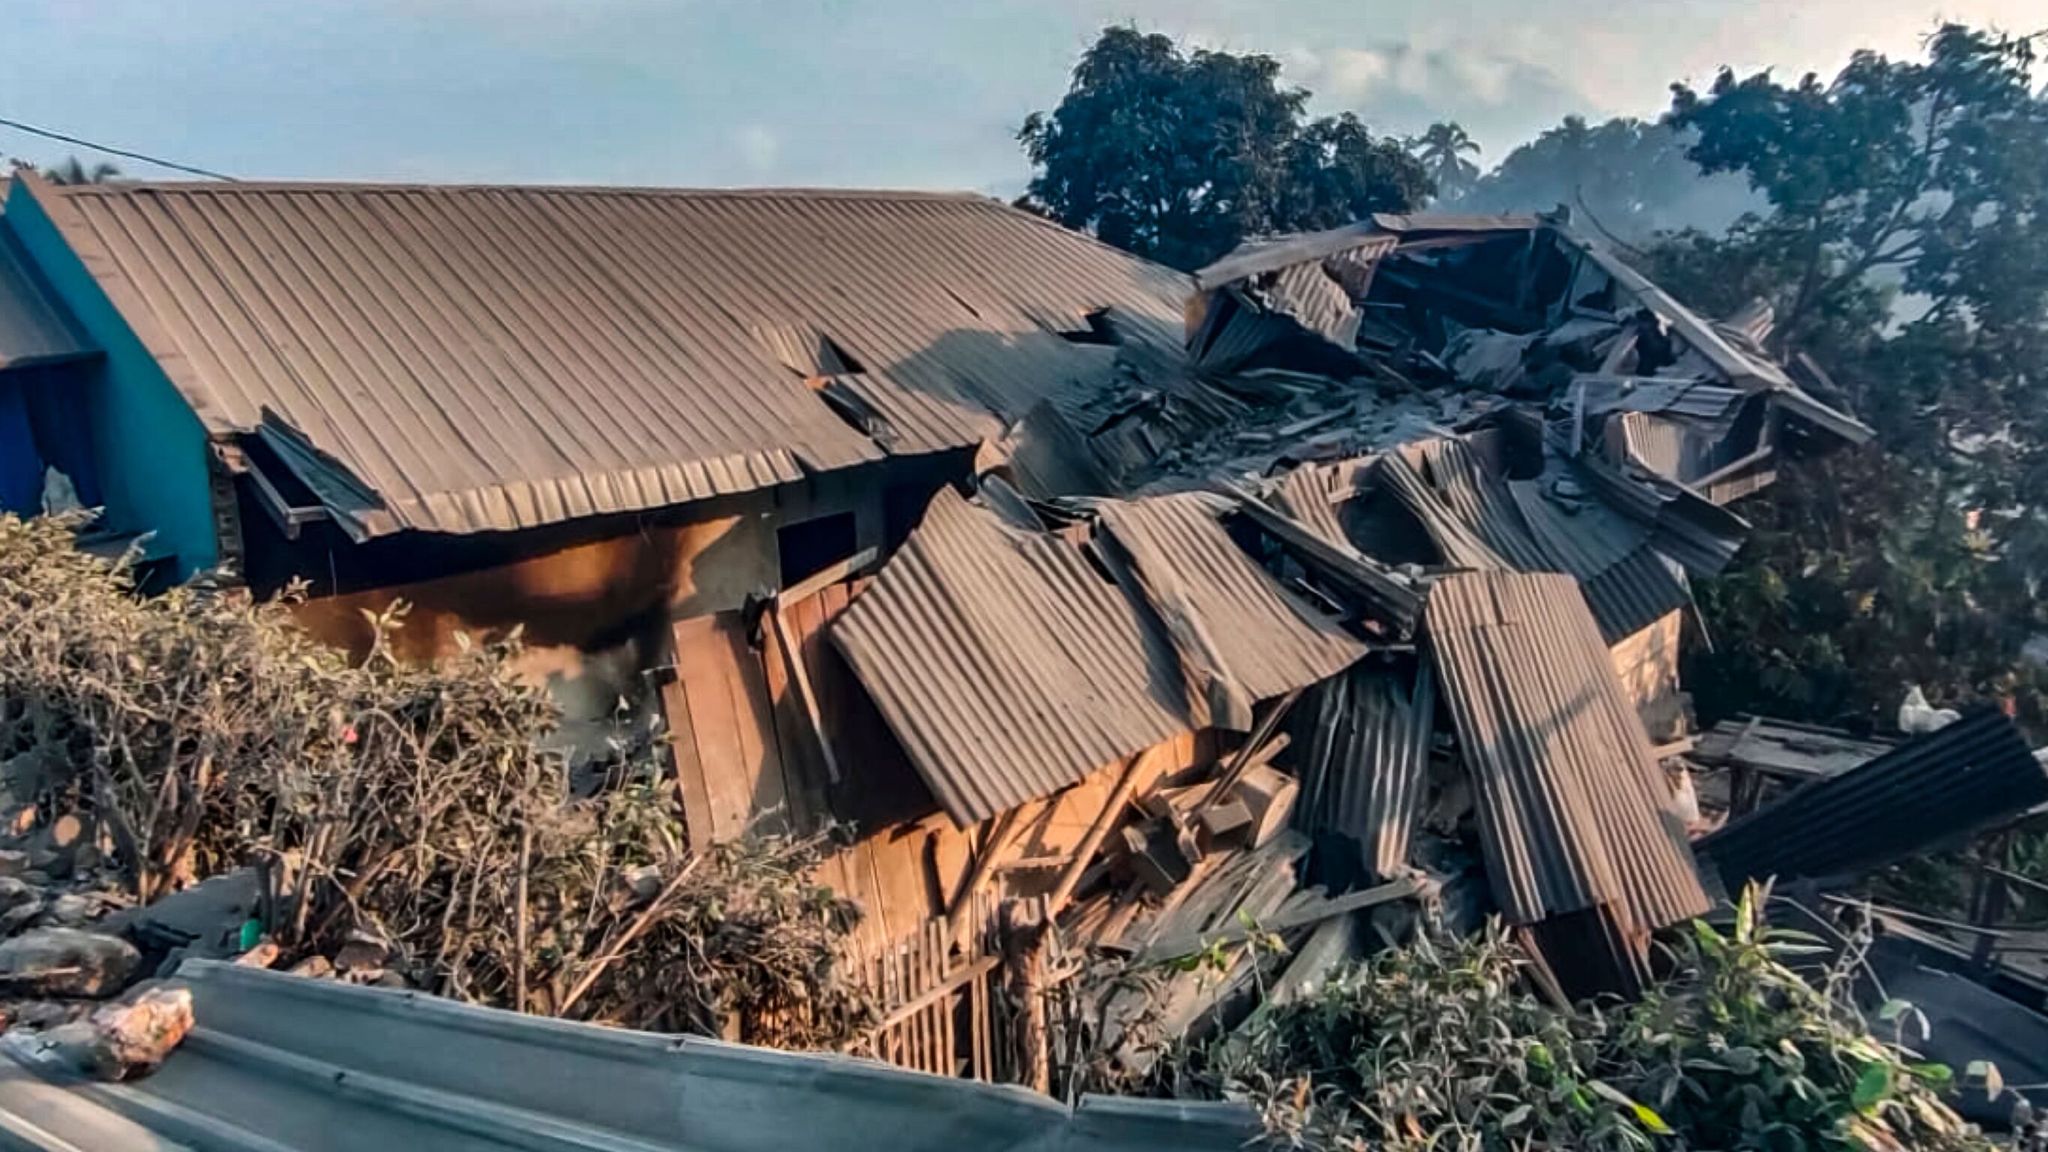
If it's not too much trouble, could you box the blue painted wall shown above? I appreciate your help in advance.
[3,184,217,577]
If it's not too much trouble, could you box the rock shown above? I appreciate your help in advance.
[372,970,410,990]
[0,850,27,878]
[0,928,140,997]
[46,894,100,928]
[232,940,280,969]
[0,877,40,914]
[332,930,391,973]
[0,899,44,936]
[9,1000,84,1030]
[82,986,194,1080]
[103,867,261,956]
[35,986,193,1081]
[286,955,333,979]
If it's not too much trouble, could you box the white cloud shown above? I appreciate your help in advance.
[733,124,779,173]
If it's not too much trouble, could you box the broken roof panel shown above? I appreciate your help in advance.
[833,487,1363,823]
[1094,494,1367,706]
[1698,710,2048,894]
[1370,437,1690,643]
[1293,661,1436,881]
[20,176,1188,537]
[1426,570,1709,933]
[0,958,1260,1152]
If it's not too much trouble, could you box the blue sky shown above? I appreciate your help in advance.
[0,0,2038,193]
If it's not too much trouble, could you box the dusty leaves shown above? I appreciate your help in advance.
[0,515,868,1047]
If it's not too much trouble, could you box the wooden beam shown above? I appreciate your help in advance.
[780,546,879,606]
[843,954,1002,1052]
[1046,752,1149,918]
[946,805,1030,944]
[766,602,841,785]
[1144,875,1426,961]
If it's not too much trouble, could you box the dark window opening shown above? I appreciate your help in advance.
[0,365,102,518]
[1053,309,1119,346]
[819,336,866,376]
[778,511,859,588]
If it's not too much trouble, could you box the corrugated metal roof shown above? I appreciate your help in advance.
[1095,494,1366,705]
[1374,438,1689,643]
[833,487,1188,823]
[23,176,1188,537]
[1698,710,2048,894]
[1293,661,1435,880]
[1575,376,1746,422]
[832,488,1363,824]
[1426,570,1709,932]
[0,958,1258,1151]
[0,221,92,372]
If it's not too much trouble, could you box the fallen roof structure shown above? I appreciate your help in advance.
[0,959,1259,1151]
[832,486,1365,823]
[1427,570,1708,996]
[1697,710,2048,895]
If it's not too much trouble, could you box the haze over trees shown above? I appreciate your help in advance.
[1021,23,2048,739]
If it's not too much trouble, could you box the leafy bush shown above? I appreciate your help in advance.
[1141,889,1996,1151]
[0,514,868,1045]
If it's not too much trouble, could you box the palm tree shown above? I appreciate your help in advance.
[43,156,121,185]
[1409,122,1482,204]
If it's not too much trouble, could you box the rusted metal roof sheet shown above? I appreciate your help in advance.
[833,488,1362,823]
[23,177,1187,537]
[833,487,1188,823]
[0,958,1258,1152]
[1576,376,1746,423]
[1699,710,2048,893]
[1194,230,1399,292]
[1426,570,1709,932]
[1294,661,1435,880]
[1375,438,1689,643]
[0,221,91,371]
[1096,494,1366,705]
[1269,457,1373,548]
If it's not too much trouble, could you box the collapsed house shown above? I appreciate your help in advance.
[8,171,2045,1092]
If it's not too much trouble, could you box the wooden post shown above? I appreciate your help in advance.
[1045,752,1148,918]
[1001,900,1051,1095]
[947,805,1028,946]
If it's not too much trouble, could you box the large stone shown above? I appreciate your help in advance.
[77,985,194,1080]
[0,928,140,997]
[103,867,261,956]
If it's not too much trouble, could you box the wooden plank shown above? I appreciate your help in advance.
[768,602,841,785]
[1144,875,1425,960]
[660,675,716,851]
[723,613,790,835]
[778,546,878,606]
[1047,752,1147,916]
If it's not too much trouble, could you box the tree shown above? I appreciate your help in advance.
[1654,25,2048,735]
[1019,27,1429,270]
[1408,122,1481,204]
[43,156,121,185]
[1458,116,1757,241]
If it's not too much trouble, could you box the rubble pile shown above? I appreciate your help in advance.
[821,211,2046,1089]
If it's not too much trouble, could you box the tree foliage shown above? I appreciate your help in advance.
[1655,25,2048,734]
[1018,27,1430,270]
[1130,891,1995,1151]
[43,156,121,186]
[1457,115,1757,241]
[1409,121,1481,204]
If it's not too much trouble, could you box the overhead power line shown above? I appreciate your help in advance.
[0,114,237,182]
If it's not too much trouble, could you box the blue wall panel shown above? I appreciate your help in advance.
[2,184,217,576]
